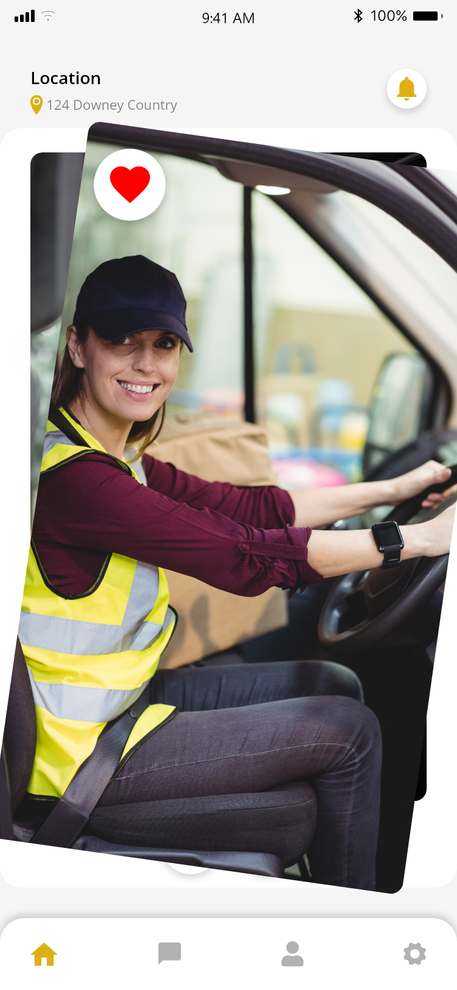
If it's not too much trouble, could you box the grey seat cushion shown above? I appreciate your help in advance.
[88,783,317,867]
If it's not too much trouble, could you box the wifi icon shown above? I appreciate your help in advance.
[41,9,55,19]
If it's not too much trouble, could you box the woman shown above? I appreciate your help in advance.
[20,255,455,890]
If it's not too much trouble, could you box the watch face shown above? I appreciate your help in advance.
[373,521,404,551]
[376,522,402,547]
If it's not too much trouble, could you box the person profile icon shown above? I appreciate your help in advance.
[281,942,304,966]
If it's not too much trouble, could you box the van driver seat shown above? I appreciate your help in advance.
[1,640,318,878]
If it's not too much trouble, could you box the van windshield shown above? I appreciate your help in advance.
[338,182,457,322]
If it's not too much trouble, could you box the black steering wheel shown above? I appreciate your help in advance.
[317,484,456,658]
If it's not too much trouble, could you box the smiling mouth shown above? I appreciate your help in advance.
[118,381,159,394]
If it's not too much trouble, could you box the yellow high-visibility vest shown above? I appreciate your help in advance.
[20,408,177,798]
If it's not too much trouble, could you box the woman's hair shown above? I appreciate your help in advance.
[51,321,167,459]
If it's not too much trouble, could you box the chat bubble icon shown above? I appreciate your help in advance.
[158,942,181,964]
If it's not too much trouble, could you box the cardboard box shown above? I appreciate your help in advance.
[149,412,278,486]
[160,570,288,669]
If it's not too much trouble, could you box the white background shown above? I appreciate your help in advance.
[1,0,457,969]
[1,918,456,988]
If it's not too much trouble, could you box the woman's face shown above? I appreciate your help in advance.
[67,326,181,427]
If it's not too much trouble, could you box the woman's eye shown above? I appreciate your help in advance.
[116,335,133,345]
[157,336,176,349]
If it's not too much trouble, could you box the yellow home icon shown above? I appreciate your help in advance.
[31,943,57,966]
[397,77,417,100]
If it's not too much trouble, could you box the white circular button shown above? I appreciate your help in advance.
[93,148,166,220]
[387,69,427,109]
[167,862,208,874]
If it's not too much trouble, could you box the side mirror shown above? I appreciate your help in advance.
[363,352,434,476]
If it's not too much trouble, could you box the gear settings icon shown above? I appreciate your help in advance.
[404,943,426,965]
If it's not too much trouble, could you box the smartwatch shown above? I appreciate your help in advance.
[371,520,404,568]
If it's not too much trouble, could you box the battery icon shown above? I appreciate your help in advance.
[413,10,439,19]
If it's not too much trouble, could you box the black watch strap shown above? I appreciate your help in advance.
[381,547,403,568]
[371,521,404,568]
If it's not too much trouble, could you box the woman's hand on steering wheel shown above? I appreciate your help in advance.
[317,494,455,657]
[388,461,457,508]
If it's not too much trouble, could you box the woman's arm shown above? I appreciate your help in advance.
[290,462,456,529]
[36,453,318,597]
[145,456,456,532]
[36,454,455,598]
[144,453,295,528]
[307,504,455,578]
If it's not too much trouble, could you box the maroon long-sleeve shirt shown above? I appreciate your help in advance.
[32,451,322,598]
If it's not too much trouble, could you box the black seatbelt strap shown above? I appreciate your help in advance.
[48,402,90,448]
[31,684,151,848]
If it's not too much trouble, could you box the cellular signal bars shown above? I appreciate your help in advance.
[14,8,35,20]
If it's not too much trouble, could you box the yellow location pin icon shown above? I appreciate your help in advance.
[31,95,43,114]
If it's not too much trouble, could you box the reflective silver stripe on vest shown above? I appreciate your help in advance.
[128,603,175,651]
[125,448,147,486]
[28,667,150,723]
[20,561,162,655]
[133,459,147,486]
[43,430,78,456]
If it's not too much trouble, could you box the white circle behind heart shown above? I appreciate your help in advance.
[94,148,166,220]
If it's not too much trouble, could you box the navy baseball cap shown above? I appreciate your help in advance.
[72,255,193,352]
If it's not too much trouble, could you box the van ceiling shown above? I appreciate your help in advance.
[203,157,338,194]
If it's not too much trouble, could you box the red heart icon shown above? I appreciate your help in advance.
[110,166,150,203]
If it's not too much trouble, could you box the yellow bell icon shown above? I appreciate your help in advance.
[397,77,417,101]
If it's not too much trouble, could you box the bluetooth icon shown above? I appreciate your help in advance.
[354,8,363,21]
